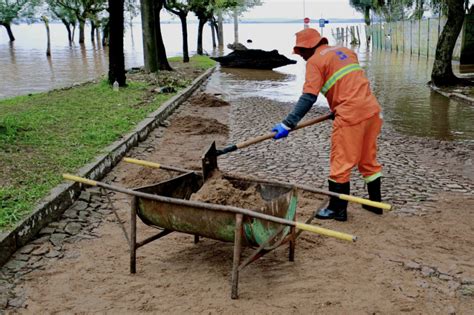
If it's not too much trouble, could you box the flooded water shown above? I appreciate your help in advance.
[1,21,473,141]
[365,50,474,141]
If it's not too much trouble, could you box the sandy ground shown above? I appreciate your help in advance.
[6,87,474,314]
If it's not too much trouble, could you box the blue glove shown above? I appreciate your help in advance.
[272,123,290,139]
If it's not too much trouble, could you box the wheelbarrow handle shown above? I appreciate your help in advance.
[295,222,356,242]
[119,159,393,211]
[123,157,161,169]
[62,173,357,242]
[216,113,333,156]
[63,174,98,186]
[123,157,192,173]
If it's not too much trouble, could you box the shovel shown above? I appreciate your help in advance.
[202,113,334,179]
[216,113,333,156]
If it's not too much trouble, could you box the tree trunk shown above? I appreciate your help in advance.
[61,19,72,43]
[217,10,224,49]
[96,27,101,46]
[179,14,189,63]
[79,19,85,43]
[431,0,465,86]
[153,1,172,71]
[364,6,371,45]
[101,19,109,46]
[140,0,158,72]
[364,6,371,26]
[72,23,76,42]
[102,22,109,46]
[233,8,239,44]
[197,18,207,55]
[42,16,51,57]
[91,20,96,42]
[210,22,216,48]
[108,0,126,86]
[1,22,15,41]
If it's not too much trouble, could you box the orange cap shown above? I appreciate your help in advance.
[293,28,328,54]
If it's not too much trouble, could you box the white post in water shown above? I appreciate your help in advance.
[233,8,239,44]
[218,10,224,49]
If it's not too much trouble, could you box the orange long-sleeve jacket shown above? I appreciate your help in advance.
[303,45,381,126]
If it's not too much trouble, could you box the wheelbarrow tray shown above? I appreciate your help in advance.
[128,171,302,298]
[134,172,297,248]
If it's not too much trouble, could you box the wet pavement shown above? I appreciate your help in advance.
[1,72,474,311]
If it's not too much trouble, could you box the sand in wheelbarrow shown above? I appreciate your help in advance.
[191,172,267,211]
[189,93,230,107]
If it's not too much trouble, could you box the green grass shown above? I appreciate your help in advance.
[0,56,215,230]
[168,55,216,70]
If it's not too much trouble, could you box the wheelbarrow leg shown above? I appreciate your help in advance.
[194,235,199,244]
[130,197,137,274]
[289,226,296,262]
[289,212,296,262]
[231,214,243,299]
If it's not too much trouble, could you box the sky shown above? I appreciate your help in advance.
[240,0,363,20]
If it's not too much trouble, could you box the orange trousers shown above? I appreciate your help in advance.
[329,113,382,183]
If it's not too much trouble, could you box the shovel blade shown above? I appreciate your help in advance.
[202,141,219,180]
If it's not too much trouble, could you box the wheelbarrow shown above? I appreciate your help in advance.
[63,170,356,299]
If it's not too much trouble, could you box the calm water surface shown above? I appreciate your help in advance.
[1,22,473,141]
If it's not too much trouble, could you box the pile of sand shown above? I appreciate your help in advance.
[191,173,266,211]
[173,116,229,135]
[189,93,230,107]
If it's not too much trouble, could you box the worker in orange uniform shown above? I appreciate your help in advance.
[272,28,383,221]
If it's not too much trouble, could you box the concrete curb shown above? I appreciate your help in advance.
[0,67,216,266]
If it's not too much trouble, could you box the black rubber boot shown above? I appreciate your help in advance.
[362,177,383,215]
[315,181,350,222]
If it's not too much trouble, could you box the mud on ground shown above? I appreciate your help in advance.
[2,84,474,314]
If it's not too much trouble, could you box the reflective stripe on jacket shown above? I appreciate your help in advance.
[303,45,381,126]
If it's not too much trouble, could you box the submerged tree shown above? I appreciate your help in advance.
[350,0,375,27]
[47,0,77,43]
[55,0,107,43]
[190,0,214,55]
[41,15,51,56]
[0,0,39,41]
[226,0,261,45]
[164,0,191,62]
[189,0,258,55]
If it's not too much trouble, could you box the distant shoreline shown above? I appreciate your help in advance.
[13,18,367,25]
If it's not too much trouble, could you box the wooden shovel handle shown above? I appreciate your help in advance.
[236,113,333,150]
